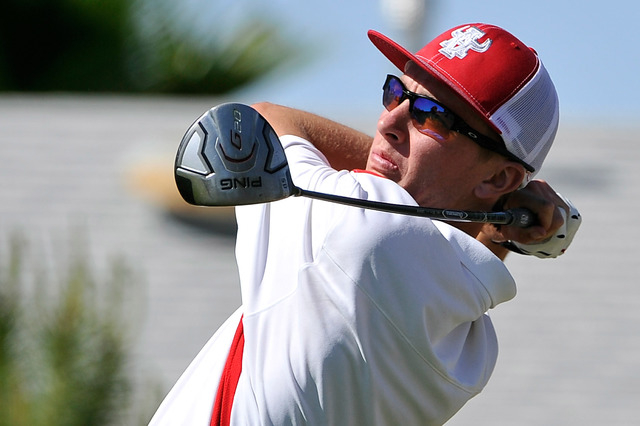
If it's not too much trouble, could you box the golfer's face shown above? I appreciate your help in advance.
[366,65,503,210]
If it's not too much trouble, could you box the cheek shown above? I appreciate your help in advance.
[406,137,444,176]
[404,142,481,204]
[402,145,440,192]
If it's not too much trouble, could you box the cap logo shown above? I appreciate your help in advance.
[438,26,492,59]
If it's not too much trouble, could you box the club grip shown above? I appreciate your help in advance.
[506,208,536,228]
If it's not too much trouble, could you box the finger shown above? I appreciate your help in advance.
[501,223,545,244]
[509,194,581,258]
[510,181,567,238]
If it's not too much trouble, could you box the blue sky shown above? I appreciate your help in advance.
[202,0,639,130]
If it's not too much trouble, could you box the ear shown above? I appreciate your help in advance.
[474,162,526,200]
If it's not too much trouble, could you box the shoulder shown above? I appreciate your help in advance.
[433,222,517,307]
[280,134,330,166]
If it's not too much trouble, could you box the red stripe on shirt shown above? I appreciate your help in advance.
[352,169,385,178]
[210,316,245,426]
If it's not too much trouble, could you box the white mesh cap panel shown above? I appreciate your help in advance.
[491,63,559,176]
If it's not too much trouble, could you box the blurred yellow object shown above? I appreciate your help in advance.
[125,153,237,231]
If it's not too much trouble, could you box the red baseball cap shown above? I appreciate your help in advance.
[368,23,559,176]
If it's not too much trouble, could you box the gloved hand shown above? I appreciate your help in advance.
[506,193,581,258]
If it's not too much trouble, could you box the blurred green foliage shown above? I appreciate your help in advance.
[0,0,298,94]
[0,234,147,426]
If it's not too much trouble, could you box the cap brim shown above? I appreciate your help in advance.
[367,29,503,136]
[368,30,419,74]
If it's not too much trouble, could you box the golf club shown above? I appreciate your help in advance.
[174,103,535,227]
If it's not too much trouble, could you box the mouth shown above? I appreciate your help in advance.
[367,150,400,179]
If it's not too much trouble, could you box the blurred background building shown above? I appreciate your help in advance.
[1,0,639,424]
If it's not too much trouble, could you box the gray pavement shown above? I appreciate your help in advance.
[1,96,638,425]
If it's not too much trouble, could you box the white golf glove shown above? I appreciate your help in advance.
[509,193,582,258]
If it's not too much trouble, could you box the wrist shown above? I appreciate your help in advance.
[477,228,510,260]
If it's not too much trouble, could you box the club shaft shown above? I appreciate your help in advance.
[295,188,534,227]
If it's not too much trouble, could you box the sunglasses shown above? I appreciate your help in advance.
[382,74,533,172]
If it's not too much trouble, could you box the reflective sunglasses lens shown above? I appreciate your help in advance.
[383,77,404,110]
[412,97,456,135]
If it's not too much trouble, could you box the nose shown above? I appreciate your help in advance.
[377,100,411,145]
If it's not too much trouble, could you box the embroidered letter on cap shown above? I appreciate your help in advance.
[439,25,492,59]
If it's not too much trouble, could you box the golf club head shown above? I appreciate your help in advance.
[175,103,296,206]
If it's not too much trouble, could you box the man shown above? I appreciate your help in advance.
[150,23,580,425]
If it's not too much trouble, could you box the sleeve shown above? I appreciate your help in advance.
[235,133,517,413]
[280,134,517,344]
